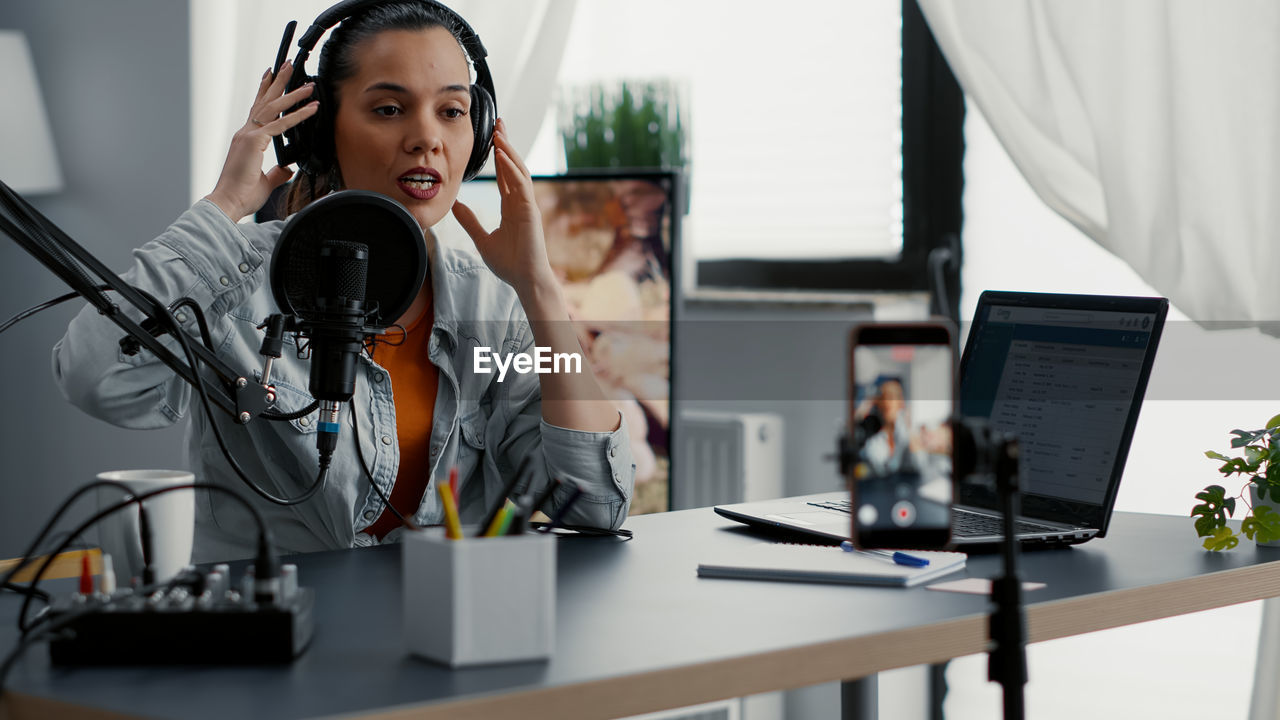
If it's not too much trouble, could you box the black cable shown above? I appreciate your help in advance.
[261,400,320,422]
[148,301,313,423]
[526,522,633,539]
[0,286,112,335]
[2,603,87,691]
[1,480,150,601]
[135,286,327,506]
[350,404,416,530]
[16,482,275,634]
[1,583,50,603]
[166,297,215,352]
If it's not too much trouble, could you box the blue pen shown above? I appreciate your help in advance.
[840,541,930,567]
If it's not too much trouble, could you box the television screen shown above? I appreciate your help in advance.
[454,171,679,515]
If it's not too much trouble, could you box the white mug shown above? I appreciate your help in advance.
[96,470,195,585]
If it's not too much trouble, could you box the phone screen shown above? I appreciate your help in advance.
[850,325,954,548]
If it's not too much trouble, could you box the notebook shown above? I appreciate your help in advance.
[697,543,967,587]
[714,291,1169,547]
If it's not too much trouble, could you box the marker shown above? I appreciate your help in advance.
[99,553,117,595]
[483,500,516,537]
[840,541,930,567]
[437,483,463,540]
[507,493,535,536]
[476,454,535,537]
[78,551,94,595]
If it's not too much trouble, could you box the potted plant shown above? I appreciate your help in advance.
[1192,415,1280,550]
[558,79,687,171]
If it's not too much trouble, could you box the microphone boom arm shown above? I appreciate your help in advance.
[0,180,273,423]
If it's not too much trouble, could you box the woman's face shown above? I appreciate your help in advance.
[875,380,905,424]
[332,27,475,229]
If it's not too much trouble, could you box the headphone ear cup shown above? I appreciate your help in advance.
[291,80,333,177]
[465,83,496,182]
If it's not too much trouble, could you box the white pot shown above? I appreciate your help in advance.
[1250,484,1280,548]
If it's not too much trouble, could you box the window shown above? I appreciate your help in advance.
[525,0,963,296]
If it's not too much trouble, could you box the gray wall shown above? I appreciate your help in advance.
[673,296,882,500]
[1,1,190,558]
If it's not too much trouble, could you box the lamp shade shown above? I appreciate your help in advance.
[0,30,63,194]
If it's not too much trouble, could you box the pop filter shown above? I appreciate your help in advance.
[270,190,426,329]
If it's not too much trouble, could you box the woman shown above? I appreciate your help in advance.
[53,1,635,561]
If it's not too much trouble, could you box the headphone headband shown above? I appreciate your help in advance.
[301,0,489,68]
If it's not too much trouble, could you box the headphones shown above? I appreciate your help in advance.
[271,0,497,181]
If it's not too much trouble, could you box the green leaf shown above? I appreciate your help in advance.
[1267,462,1280,485]
[1232,429,1271,448]
[1258,486,1269,503]
[1194,515,1220,537]
[1203,525,1240,551]
[1246,506,1280,544]
[1247,446,1266,466]
[1192,485,1235,534]
[1266,414,1280,430]
[1197,484,1228,501]
[1205,450,1232,462]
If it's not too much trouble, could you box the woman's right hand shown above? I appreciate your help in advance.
[204,61,319,223]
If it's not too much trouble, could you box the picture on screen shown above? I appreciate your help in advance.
[456,172,679,514]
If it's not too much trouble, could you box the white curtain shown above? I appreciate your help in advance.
[918,0,1280,325]
[917,5,1280,718]
[190,0,577,206]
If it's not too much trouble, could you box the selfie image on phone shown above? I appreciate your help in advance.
[850,323,955,549]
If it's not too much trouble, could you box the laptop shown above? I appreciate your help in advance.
[714,291,1169,547]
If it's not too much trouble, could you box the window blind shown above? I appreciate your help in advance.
[527,0,904,261]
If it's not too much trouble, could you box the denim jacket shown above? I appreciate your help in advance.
[52,199,635,562]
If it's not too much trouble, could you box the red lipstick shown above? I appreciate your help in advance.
[396,166,442,200]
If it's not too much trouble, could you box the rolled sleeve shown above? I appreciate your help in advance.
[539,412,635,530]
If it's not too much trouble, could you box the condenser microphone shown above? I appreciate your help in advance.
[307,239,368,455]
[270,190,427,464]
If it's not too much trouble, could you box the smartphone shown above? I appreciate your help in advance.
[848,322,956,549]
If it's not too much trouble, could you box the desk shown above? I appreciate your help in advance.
[3,506,1280,720]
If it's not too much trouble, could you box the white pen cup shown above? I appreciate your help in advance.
[402,527,556,667]
[96,470,195,585]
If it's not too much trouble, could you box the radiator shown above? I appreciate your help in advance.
[674,410,785,509]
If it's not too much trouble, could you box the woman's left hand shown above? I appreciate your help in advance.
[452,118,554,297]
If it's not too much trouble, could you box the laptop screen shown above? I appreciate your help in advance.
[959,292,1168,534]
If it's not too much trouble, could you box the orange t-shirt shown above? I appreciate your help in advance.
[362,302,438,540]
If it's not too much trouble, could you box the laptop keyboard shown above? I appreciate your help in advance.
[951,509,1063,536]
[807,500,1066,537]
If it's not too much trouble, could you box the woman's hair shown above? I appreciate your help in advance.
[284,1,471,215]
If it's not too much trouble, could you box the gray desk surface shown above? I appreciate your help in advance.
[4,503,1280,720]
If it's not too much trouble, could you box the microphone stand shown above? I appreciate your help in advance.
[0,180,275,424]
[988,432,1028,720]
